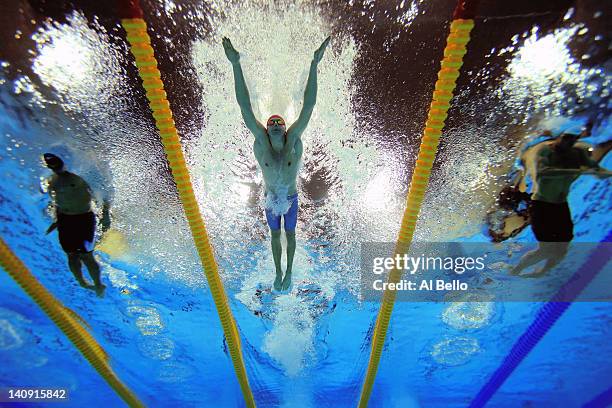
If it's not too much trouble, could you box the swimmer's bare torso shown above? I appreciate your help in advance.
[532,144,597,203]
[47,172,93,214]
[253,135,303,197]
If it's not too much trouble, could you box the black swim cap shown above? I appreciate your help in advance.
[43,153,64,169]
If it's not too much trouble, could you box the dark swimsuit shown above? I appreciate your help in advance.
[57,212,96,253]
[529,201,573,242]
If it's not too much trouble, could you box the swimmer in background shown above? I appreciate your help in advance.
[223,36,330,290]
[487,123,611,242]
[42,153,111,296]
[509,127,612,277]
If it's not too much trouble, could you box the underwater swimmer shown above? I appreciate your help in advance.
[508,128,612,277]
[42,153,111,297]
[487,124,611,243]
[223,36,330,291]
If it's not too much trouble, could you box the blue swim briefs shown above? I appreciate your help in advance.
[265,193,298,231]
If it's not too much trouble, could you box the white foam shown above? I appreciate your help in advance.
[126,304,164,336]
[431,337,480,366]
[236,242,334,376]
[265,186,292,216]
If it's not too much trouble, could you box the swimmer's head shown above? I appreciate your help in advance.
[43,153,65,172]
[266,115,286,133]
[557,122,592,149]
[561,122,592,139]
[266,115,286,151]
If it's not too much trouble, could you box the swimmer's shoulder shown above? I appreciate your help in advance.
[535,143,553,157]
[63,171,88,186]
[522,139,552,158]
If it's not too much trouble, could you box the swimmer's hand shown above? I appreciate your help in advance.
[222,37,240,64]
[101,202,111,233]
[101,213,111,233]
[46,222,57,235]
[313,36,331,64]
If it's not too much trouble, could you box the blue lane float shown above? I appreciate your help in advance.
[470,230,612,408]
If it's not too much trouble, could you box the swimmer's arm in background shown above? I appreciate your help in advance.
[565,149,611,178]
[536,149,585,177]
[578,149,601,169]
[86,181,112,233]
[222,37,266,143]
[285,36,330,154]
[580,168,612,179]
[42,176,57,234]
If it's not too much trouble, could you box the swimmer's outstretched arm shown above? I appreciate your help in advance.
[285,36,331,154]
[222,37,266,142]
[538,148,608,177]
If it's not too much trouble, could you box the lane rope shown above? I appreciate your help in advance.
[357,1,477,405]
[0,237,144,407]
[469,232,612,408]
[119,2,256,406]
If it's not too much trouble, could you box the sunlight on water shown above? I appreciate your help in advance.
[138,336,175,361]
[32,11,127,113]
[0,308,48,368]
[127,304,165,336]
[499,25,608,115]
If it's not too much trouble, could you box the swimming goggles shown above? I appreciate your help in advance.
[267,118,285,126]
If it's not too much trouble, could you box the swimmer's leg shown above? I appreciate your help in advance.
[81,252,105,297]
[523,242,569,278]
[510,245,548,275]
[271,229,283,291]
[67,253,92,288]
[282,230,296,290]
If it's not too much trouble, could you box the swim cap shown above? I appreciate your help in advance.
[43,153,64,169]
[266,115,286,129]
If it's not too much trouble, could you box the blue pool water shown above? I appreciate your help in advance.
[1,1,611,407]
[1,86,611,406]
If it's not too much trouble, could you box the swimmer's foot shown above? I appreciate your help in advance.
[521,268,547,279]
[94,284,106,298]
[281,272,292,291]
[274,274,282,291]
[509,266,523,276]
[78,279,95,289]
